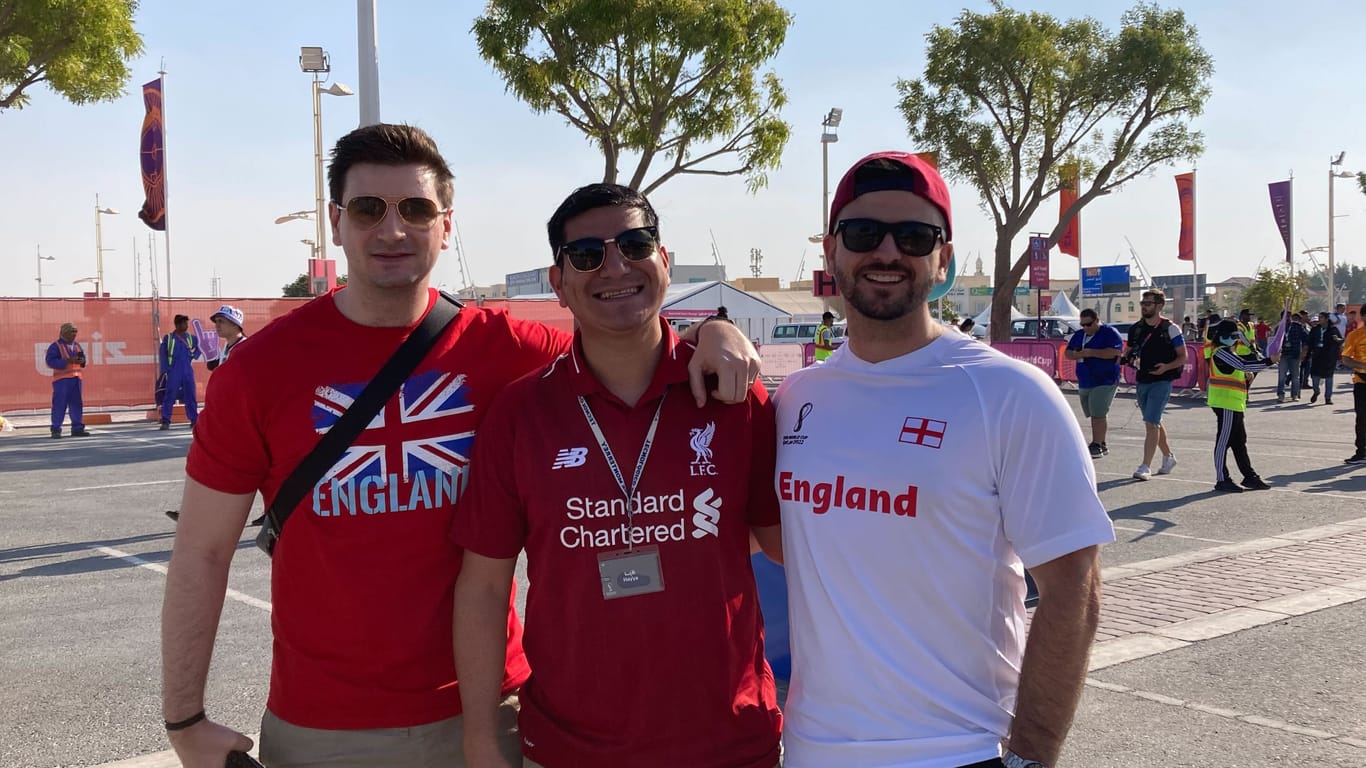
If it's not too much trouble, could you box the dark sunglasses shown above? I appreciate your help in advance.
[1139,301,1157,307]
[340,195,447,230]
[557,226,660,273]
[1080,320,1095,328]
[834,218,943,257]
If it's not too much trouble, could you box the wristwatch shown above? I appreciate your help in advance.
[1002,750,1047,768]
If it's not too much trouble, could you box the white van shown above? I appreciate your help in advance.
[768,321,847,346]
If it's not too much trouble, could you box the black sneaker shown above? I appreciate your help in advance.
[159,422,170,431]
[248,515,266,527]
[71,429,92,437]
[1101,442,1109,455]
[1346,453,1366,465]
[165,510,180,522]
[1088,442,1104,458]
[1214,479,1244,493]
[50,431,62,439]
[1241,477,1271,491]
[1309,393,1318,404]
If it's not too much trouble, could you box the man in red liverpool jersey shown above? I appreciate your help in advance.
[453,183,783,768]
[160,125,761,768]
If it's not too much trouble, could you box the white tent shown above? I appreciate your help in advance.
[1049,290,1080,317]
[972,303,1027,326]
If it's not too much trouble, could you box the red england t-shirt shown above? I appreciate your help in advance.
[186,288,570,729]
[452,322,782,768]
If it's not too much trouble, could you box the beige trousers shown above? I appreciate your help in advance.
[258,695,520,768]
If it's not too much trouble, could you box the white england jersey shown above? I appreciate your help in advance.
[774,333,1114,768]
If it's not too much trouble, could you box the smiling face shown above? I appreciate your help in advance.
[823,189,950,323]
[330,162,451,295]
[548,204,670,337]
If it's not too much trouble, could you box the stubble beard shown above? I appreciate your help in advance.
[834,262,935,321]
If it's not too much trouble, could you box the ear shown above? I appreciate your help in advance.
[936,242,953,283]
[439,209,452,251]
[821,233,837,273]
[329,202,343,246]
[548,264,569,309]
[659,245,672,289]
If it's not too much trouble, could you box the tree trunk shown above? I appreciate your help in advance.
[989,236,1016,342]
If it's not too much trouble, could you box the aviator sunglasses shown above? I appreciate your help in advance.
[834,218,944,257]
[557,226,660,272]
[339,195,448,230]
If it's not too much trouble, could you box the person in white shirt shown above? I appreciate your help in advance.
[773,151,1115,768]
[206,305,247,372]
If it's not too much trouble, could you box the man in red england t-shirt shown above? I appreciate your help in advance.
[452,183,784,768]
[159,125,761,768]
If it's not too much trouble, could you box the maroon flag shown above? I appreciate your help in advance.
[1058,163,1080,257]
[137,78,167,231]
[1175,172,1195,261]
[1267,180,1292,263]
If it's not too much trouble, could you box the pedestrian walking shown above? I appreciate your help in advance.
[1307,311,1343,405]
[1126,289,1186,480]
[1065,308,1122,457]
[1205,320,1275,492]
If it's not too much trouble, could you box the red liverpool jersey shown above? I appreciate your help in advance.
[453,323,782,768]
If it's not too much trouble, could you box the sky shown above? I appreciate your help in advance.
[2,0,1364,300]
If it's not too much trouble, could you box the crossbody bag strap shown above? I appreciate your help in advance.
[256,292,462,556]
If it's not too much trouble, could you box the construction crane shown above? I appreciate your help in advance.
[1123,236,1155,287]
[794,250,806,282]
[708,229,727,281]
[450,217,475,295]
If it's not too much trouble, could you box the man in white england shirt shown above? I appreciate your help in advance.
[773,151,1114,768]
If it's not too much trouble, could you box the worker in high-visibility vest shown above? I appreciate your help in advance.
[159,314,202,430]
[1206,319,1275,493]
[45,322,91,438]
[814,311,837,363]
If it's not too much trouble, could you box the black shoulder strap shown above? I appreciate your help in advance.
[256,293,462,555]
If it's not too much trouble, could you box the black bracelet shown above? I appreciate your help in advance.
[165,710,206,731]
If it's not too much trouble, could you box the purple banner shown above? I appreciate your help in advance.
[138,78,167,231]
[1028,236,1050,290]
[1267,180,1291,263]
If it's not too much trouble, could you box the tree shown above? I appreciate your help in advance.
[897,2,1213,341]
[0,0,144,112]
[1239,268,1308,325]
[472,0,791,194]
[283,273,346,297]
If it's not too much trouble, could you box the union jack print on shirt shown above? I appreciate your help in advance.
[311,371,476,484]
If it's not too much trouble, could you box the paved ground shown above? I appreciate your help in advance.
[2,375,1363,768]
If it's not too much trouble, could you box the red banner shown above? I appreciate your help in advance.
[1175,172,1195,261]
[1058,164,1080,258]
[1,297,573,412]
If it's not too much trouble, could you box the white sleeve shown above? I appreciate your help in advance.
[989,363,1116,568]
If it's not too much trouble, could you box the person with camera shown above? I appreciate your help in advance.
[1125,289,1186,480]
[45,322,92,438]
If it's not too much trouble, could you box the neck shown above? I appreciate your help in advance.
[581,322,666,407]
[1143,314,1163,326]
[334,284,430,327]
[845,307,943,364]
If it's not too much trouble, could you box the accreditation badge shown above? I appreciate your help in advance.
[597,545,665,600]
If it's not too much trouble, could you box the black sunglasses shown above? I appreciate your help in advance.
[340,196,447,230]
[557,226,660,273]
[834,218,944,257]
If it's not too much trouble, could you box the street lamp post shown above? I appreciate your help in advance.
[820,108,843,234]
[300,46,354,296]
[36,246,55,297]
[94,195,119,297]
[1328,151,1353,306]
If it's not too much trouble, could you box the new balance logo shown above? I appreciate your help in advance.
[691,488,721,538]
[551,447,588,469]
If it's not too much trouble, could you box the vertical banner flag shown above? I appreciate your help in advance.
[137,78,167,231]
[1028,236,1050,290]
[1175,172,1196,261]
[1267,180,1292,263]
[1058,163,1080,258]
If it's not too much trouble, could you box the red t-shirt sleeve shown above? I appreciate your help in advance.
[507,315,572,367]
[451,380,531,559]
[745,381,781,527]
[185,353,271,495]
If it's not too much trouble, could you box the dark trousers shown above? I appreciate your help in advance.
[51,377,84,432]
[1213,407,1257,482]
[1356,383,1366,453]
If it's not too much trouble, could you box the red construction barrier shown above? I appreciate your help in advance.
[990,340,1061,378]
[1,297,573,413]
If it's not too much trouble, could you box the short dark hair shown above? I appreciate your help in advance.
[822,311,835,322]
[173,314,189,324]
[1079,308,1098,321]
[1142,288,1166,304]
[328,124,454,208]
[546,183,660,262]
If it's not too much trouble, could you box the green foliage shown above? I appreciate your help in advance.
[1239,268,1309,323]
[283,273,346,297]
[1358,172,1366,197]
[897,1,1213,340]
[473,0,792,194]
[0,0,144,111]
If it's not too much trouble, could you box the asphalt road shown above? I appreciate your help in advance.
[1,373,1362,767]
